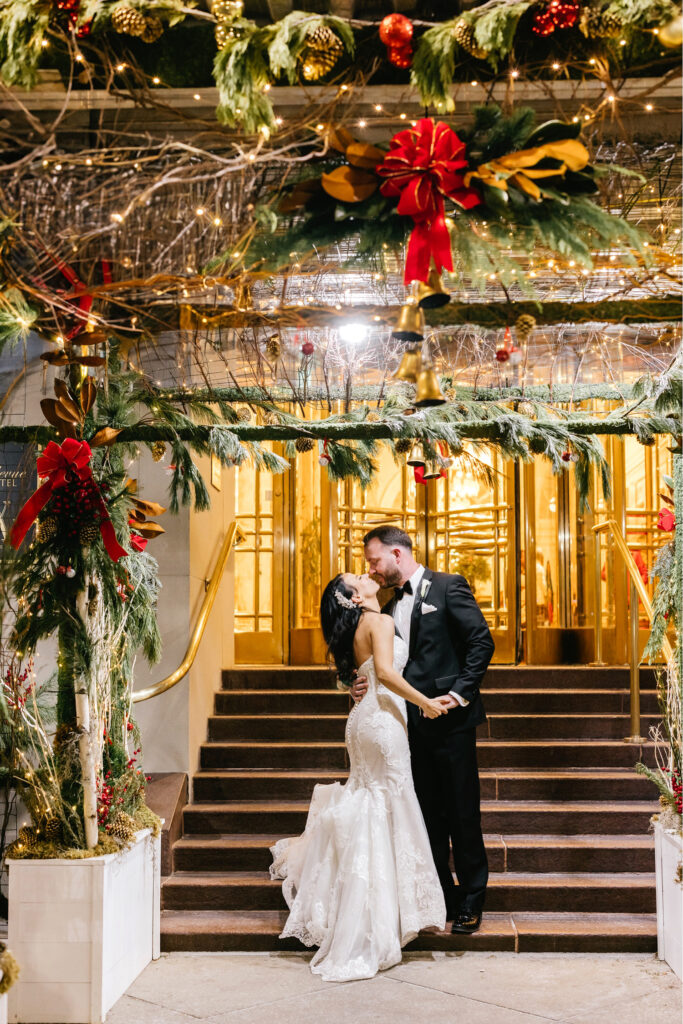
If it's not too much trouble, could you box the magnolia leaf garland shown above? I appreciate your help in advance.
[252,106,648,282]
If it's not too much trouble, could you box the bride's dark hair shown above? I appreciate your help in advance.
[320,574,363,682]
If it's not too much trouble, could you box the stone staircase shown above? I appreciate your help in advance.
[160,665,661,953]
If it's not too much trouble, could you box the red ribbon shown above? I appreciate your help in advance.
[377,119,481,284]
[10,438,128,562]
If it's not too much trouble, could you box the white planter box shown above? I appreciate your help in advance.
[7,828,160,1023]
[655,821,683,980]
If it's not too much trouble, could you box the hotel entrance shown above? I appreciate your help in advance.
[232,433,673,667]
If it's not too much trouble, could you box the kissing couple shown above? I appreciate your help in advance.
[270,525,495,982]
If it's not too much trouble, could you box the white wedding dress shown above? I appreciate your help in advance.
[270,634,446,982]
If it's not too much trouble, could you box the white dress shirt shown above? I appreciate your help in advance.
[391,565,469,708]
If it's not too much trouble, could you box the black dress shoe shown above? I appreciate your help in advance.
[451,910,482,934]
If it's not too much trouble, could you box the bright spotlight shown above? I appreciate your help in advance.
[338,323,368,344]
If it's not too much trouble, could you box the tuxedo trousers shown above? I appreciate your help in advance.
[409,726,488,916]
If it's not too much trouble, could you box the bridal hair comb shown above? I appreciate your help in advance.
[334,590,356,610]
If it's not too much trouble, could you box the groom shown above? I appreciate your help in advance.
[351,525,494,935]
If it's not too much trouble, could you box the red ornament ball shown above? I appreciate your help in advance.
[532,9,555,34]
[495,347,510,363]
[551,0,579,28]
[389,45,413,68]
[379,13,413,47]
[561,450,573,462]
[301,340,315,356]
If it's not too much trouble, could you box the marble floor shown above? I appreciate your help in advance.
[107,952,681,1024]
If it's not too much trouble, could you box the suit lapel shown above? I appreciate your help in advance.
[409,568,433,659]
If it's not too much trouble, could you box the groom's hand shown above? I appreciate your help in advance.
[436,695,458,711]
[350,675,368,703]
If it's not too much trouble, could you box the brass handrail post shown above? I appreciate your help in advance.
[132,522,245,703]
[592,528,605,665]
[627,577,645,743]
[592,518,673,744]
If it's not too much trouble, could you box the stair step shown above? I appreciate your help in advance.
[182,799,658,836]
[222,665,658,692]
[160,909,657,953]
[207,713,660,742]
[200,739,656,771]
[214,689,660,716]
[162,869,655,914]
[172,832,655,874]
[192,769,652,803]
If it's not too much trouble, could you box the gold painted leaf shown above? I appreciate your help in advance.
[345,142,386,170]
[80,376,97,416]
[132,497,167,517]
[135,521,165,539]
[321,166,377,203]
[325,125,356,152]
[90,427,122,447]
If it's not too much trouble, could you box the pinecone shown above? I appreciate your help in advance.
[637,433,656,446]
[300,26,344,81]
[528,435,548,455]
[151,441,166,462]
[43,816,62,843]
[295,437,315,453]
[453,19,489,60]
[579,7,623,38]
[395,438,413,454]
[18,825,38,850]
[237,407,251,422]
[141,15,163,43]
[517,401,536,419]
[515,313,537,341]
[109,811,136,843]
[110,6,147,36]
[266,335,281,360]
[79,521,100,546]
[37,515,58,543]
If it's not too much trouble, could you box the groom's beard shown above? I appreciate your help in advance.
[373,568,402,588]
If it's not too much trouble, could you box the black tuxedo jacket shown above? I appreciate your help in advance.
[382,568,495,736]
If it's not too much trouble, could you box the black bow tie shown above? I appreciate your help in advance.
[394,580,413,600]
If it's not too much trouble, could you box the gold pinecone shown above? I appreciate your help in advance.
[579,7,623,38]
[528,435,547,455]
[109,811,137,843]
[79,521,100,546]
[395,438,413,454]
[295,437,315,453]
[637,434,656,446]
[266,335,281,360]
[18,825,38,850]
[299,26,344,81]
[110,6,147,36]
[515,313,536,341]
[141,15,163,43]
[453,19,489,60]
[37,515,58,543]
[43,816,62,843]
[237,407,251,422]
[151,441,166,462]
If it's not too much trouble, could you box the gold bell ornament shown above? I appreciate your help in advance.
[659,13,683,47]
[421,458,444,480]
[415,366,446,407]
[394,346,422,382]
[415,268,450,309]
[391,300,425,342]
[406,443,426,468]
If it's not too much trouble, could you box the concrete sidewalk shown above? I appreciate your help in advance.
[108,952,681,1024]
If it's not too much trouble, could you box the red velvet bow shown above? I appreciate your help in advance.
[377,119,481,284]
[10,438,128,562]
[657,508,676,532]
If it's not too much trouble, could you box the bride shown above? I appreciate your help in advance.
[270,571,449,982]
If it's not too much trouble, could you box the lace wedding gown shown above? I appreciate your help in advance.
[269,634,446,982]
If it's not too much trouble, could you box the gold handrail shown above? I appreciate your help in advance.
[593,518,673,742]
[132,521,245,703]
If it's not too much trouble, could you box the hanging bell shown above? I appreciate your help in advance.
[391,301,425,342]
[422,458,443,479]
[406,443,426,467]
[394,347,422,382]
[416,269,450,309]
[414,367,446,407]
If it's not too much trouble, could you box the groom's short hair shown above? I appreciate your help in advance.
[363,525,412,551]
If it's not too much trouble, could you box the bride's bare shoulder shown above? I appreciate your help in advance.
[364,612,393,637]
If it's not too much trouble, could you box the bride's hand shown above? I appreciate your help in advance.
[421,696,448,719]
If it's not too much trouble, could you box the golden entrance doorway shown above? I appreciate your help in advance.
[232,435,672,666]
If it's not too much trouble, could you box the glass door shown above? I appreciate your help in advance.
[233,446,289,664]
